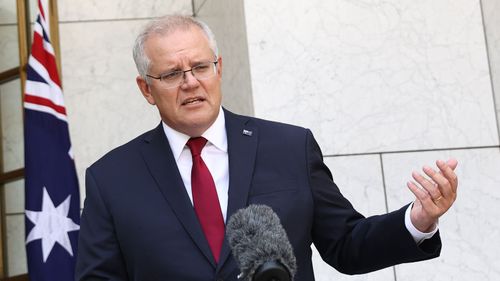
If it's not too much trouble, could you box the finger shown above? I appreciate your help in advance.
[434,159,457,176]
[412,170,442,200]
[422,165,453,199]
[433,159,458,193]
[446,158,458,170]
[436,160,458,194]
[407,181,439,211]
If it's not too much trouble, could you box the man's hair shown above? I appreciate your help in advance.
[132,15,219,83]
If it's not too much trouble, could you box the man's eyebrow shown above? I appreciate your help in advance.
[157,58,211,74]
[190,59,209,66]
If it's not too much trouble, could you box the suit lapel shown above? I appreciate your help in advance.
[139,124,216,267]
[217,109,258,269]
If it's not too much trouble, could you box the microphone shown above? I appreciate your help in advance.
[226,204,297,281]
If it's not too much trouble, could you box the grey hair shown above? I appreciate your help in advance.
[132,15,219,83]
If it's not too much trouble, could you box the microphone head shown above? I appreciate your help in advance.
[226,204,297,281]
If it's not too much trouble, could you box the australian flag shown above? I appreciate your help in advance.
[24,0,80,280]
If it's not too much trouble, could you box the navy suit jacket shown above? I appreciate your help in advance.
[76,109,441,281]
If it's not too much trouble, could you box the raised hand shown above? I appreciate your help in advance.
[407,159,458,232]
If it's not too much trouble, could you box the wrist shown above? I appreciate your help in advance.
[405,203,439,244]
[410,203,437,233]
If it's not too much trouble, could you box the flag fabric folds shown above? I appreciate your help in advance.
[24,0,80,280]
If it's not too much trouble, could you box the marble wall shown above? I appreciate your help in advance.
[245,0,498,155]
[242,0,500,280]
[482,0,500,139]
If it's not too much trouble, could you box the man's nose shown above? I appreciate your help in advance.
[181,70,199,88]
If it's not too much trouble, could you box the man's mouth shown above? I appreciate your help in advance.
[182,97,204,105]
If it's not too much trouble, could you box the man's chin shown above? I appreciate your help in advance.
[180,118,216,136]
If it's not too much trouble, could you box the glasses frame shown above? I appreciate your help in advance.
[146,60,219,89]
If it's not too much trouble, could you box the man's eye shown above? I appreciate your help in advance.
[161,71,182,81]
[194,64,210,72]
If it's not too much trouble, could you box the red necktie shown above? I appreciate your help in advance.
[186,137,225,263]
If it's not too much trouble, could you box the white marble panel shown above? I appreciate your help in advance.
[6,214,27,276]
[194,0,254,116]
[0,0,46,24]
[481,0,500,139]
[0,25,20,72]
[0,0,17,24]
[4,179,24,215]
[383,148,500,280]
[244,0,499,155]
[59,20,161,204]
[312,155,393,280]
[58,0,191,22]
[0,78,24,172]
[28,0,38,23]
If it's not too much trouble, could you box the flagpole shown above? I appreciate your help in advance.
[17,0,30,98]
[48,0,63,85]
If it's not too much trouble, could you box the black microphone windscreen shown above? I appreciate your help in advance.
[226,204,297,280]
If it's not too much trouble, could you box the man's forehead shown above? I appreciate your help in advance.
[145,30,213,70]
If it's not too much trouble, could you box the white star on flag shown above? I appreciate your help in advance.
[25,187,80,262]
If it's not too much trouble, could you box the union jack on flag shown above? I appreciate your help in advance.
[24,0,80,280]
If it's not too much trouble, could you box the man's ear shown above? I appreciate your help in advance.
[136,76,156,105]
[216,56,222,79]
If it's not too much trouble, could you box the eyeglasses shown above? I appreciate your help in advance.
[146,61,218,89]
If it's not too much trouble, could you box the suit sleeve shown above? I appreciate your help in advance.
[75,168,129,281]
[306,130,441,274]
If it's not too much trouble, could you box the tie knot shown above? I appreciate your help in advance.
[186,137,208,157]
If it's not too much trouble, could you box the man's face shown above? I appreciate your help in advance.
[136,26,222,137]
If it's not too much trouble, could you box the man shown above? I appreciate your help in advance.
[76,15,458,281]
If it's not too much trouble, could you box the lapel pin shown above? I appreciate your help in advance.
[242,129,253,136]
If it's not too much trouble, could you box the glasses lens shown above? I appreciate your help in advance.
[160,71,184,88]
[156,61,216,89]
[192,62,216,80]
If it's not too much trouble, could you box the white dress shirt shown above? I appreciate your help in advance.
[161,107,437,243]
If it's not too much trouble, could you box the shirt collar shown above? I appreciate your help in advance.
[162,107,227,160]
